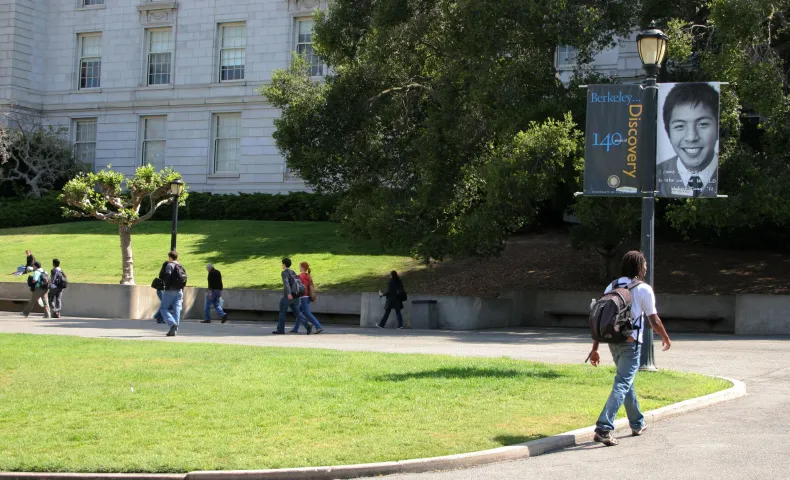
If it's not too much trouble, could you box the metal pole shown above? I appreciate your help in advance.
[170,195,179,252]
[640,70,658,371]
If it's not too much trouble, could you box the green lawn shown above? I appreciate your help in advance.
[0,221,420,291]
[0,334,730,473]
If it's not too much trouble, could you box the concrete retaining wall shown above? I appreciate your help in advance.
[1,282,788,334]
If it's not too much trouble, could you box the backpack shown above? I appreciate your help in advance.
[54,270,68,289]
[289,270,306,297]
[308,281,317,302]
[589,280,643,343]
[171,263,188,290]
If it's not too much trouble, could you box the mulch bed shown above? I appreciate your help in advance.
[403,230,790,297]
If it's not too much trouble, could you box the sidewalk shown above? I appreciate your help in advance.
[2,312,788,480]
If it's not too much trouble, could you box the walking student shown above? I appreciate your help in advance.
[48,258,67,318]
[295,261,323,334]
[22,261,51,319]
[377,271,406,329]
[202,263,228,324]
[588,250,672,446]
[153,260,169,324]
[158,251,188,337]
[273,258,310,335]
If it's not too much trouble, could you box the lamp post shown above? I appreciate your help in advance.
[636,22,668,371]
[169,179,184,252]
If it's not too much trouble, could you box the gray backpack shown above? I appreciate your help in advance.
[589,280,642,343]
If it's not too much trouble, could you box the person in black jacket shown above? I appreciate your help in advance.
[377,271,406,329]
[158,251,186,337]
[202,263,228,324]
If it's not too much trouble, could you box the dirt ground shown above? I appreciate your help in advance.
[404,230,790,297]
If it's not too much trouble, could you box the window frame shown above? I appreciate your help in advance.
[218,22,247,83]
[77,33,102,90]
[140,116,168,170]
[73,118,98,170]
[556,45,578,69]
[145,27,174,86]
[294,18,325,77]
[81,0,104,6]
[211,113,242,174]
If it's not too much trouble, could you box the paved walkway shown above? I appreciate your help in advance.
[1,312,788,480]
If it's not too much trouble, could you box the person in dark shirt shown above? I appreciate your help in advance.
[202,263,228,324]
[158,250,186,337]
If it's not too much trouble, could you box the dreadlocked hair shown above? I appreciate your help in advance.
[620,250,647,279]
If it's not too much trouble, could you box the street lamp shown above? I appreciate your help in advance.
[169,179,184,252]
[636,22,668,371]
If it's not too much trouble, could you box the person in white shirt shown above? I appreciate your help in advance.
[588,251,672,446]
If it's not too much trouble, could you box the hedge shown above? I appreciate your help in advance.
[0,192,338,229]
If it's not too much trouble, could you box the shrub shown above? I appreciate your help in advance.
[0,193,81,229]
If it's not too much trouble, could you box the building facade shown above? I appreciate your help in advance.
[0,0,642,194]
[0,0,330,193]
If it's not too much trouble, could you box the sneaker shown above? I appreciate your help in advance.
[53,312,61,318]
[272,330,285,335]
[221,314,228,324]
[376,324,383,328]
[200,320,211,324]
[632,425,648,436]
[306,323,313,335]
[398,326,404,329]
[593,430,618,446]
[315,328,324,334]
[166,326,177,337]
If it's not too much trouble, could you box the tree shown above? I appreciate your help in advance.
[59,165,187,285]
[0,111,85,197]
[262,0,641,260]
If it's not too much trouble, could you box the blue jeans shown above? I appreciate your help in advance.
[296,297,322,331]
[276,296,308,333]
[204,290,227,321]
[378,308,403,328]
[159,290,183,328]
[595,342,645,432]
[154,289,165,322]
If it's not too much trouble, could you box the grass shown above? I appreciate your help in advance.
[0,334,730,473]
[0,221,421,291]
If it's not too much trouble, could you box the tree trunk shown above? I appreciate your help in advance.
[596,246,618,281]
[119,225,135,285]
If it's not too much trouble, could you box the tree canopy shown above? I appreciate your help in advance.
[264,0,790,263]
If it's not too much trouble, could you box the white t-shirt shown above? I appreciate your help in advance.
[603,277,657,343]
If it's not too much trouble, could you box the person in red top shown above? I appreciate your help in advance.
[296,262,324,334]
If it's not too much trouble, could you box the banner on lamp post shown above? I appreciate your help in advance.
[656,82,721,198]
[583,84,646,196]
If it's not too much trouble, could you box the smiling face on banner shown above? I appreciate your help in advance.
[656,82,721,198]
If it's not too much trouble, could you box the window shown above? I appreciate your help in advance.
[219,23,246,82]
[213,114,241,173]
[556,45,577,67]
[82,0,104,6]
[146,28,173,86]
[74,119,97,169]
[295,19,324,76]
[141,116,167,171]
[78,34,102,89]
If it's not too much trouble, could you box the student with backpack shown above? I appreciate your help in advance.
[48,258,68,318]
[273,258,311,335]
[377,271,407,329]
[22,261,51,319]
[587,250,672,446]
[158,250,188,337]
[292,261,323,334]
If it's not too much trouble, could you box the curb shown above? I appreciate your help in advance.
[0,376,746,480]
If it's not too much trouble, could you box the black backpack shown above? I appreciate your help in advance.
[589,280,642,343]
[54,270,68,289]
[171,263,188,289]
[288,270,306,297]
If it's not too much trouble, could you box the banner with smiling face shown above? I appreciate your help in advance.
[656,82,721,198]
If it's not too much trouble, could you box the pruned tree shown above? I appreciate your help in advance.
[0,111,85,197]
[59,165,188,285]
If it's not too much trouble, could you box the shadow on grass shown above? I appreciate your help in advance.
[492,434,544,446]
[375,366,563,382]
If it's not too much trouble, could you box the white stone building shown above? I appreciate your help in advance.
[0,0,330,193]
[0,0,641,194]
